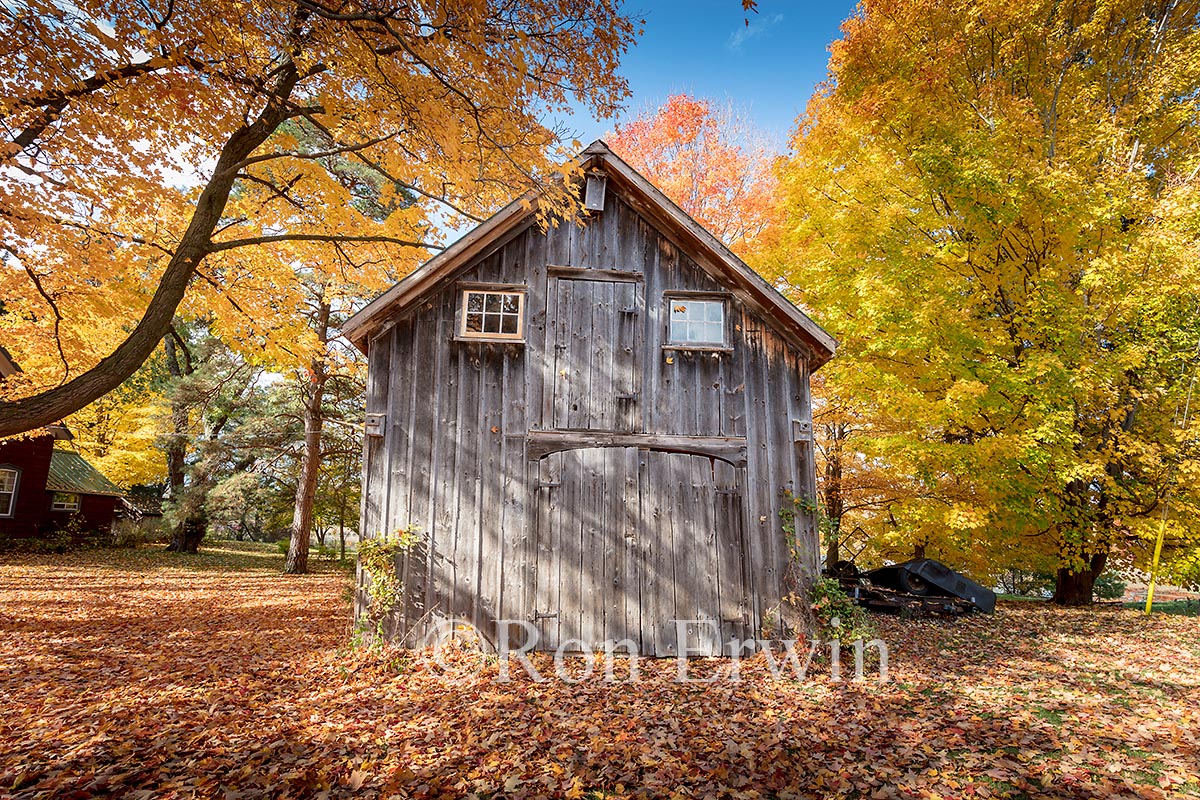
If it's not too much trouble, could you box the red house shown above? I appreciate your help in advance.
[0,347,124,543]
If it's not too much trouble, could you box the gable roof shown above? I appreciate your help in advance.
[342,140,836,367]
[47,450,123,497]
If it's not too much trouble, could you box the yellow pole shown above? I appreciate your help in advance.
[1145,338,1200,614]
[1144,515,1169,614]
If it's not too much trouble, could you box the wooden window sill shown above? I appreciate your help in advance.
[452,335,526,345]
[661,344,733,354]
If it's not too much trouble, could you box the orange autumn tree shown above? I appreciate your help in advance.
[0,0,637,438]
[608,94,776,254]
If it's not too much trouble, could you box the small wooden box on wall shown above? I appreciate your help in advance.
[364,414,386,438]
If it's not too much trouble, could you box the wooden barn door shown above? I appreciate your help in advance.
[639,451,750,656]
[532,447,640,651]
[532,447,750,656]
[549,278,642,432]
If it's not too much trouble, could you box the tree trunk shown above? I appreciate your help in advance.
[338,468,348,562]
[1053,551,1107,606]
[175,506,208,553]
[167,465,211,553]
[162,329,192,503]
[163,327,207,554]
[821,423,846,566]
[285,298,331,575]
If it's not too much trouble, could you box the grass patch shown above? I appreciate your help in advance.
[0,539,352,574]
[1033,706,1065,725]
[1123,599,1199,616]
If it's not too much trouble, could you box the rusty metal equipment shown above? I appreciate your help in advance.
[829,558,997,616]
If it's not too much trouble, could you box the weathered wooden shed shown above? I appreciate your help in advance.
[343,142,836,656]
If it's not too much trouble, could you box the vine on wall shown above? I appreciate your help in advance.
[357,524,421,618]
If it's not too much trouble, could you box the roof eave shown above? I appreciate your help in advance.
[584,144,837,367]
[342,195,537,352]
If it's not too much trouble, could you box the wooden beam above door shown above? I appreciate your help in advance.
[526,429,748,467]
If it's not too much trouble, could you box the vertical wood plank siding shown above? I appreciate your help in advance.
[358,189,818,655]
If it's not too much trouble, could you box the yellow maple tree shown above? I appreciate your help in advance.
[772,0,1200,601]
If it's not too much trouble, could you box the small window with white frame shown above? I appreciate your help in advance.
[459,288,526,341]
[51,492,80,512]
[0,467,18,517]
[667,296,727,347]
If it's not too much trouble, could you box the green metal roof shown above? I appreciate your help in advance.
[46,450,123,497]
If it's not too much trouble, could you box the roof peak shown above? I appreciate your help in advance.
[342,143,836,366]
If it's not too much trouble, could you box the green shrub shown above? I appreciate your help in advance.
[1093,572,1127,600]
[809,577,875,643]
[111,519,166,549]
[997,568,1056,597]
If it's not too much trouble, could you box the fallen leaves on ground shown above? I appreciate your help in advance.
[1,547,1197,799]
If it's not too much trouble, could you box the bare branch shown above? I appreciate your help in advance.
[233,130,400,169]
[18,262,70,384]
[207,233,439,253]
[298,114,486,222]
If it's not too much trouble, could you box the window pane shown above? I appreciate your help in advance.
[0,470,14,515]
[52,492,79,510]
[668,299,725,345]
[462,290,524,338]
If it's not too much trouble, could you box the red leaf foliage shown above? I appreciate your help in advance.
[1,549,1197,799]
[608,94,777,256]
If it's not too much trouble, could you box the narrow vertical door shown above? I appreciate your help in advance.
[549,278,642,432]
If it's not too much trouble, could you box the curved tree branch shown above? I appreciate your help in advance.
[5,49,197,156]
[206,233,439,252]
[0,61,304,438]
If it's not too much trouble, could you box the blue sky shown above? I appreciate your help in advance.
[570,0,859,150]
